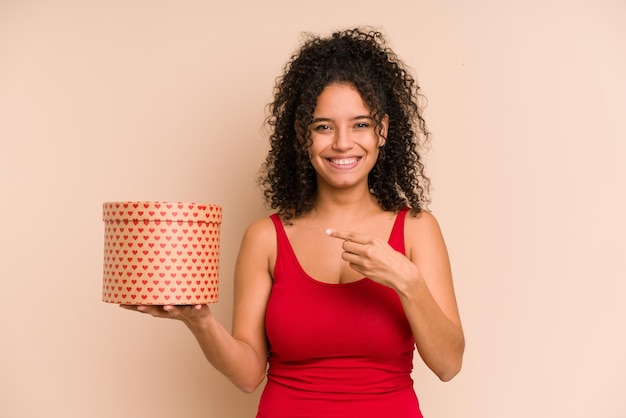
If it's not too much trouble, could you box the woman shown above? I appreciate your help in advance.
[125,27,464,418]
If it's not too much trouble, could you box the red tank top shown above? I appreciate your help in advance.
[257,208,422,418]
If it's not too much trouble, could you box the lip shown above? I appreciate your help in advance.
[326,156,362,170]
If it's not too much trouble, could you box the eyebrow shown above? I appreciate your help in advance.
[311,115,373,123]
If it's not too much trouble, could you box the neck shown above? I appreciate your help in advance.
[311,186,382,220]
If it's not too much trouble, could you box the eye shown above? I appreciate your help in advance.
[313,124,332,131]
[354,122,370,129]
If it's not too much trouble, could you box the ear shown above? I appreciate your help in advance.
[378,114,389,147]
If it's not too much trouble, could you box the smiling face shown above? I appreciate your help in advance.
[307,83,387,194]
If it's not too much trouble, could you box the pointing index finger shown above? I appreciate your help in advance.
[325,228,360,242]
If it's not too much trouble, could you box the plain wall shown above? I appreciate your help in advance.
[1,0,625,417]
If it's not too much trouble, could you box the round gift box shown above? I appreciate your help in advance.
[102,201,222,305]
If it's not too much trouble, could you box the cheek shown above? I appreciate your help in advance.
[308,137,329,155]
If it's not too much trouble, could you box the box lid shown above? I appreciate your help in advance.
[102,201,222,224]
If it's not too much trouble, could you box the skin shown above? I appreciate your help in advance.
[121,83,464,392]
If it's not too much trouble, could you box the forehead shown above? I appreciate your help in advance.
[314,83,371,117]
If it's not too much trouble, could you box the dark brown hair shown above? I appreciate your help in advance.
[260,27,431,220]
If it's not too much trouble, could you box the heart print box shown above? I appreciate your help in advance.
[102,201,222,305]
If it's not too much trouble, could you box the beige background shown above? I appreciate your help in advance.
[1,0,625,417]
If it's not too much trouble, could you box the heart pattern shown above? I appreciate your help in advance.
[102,201,222,305]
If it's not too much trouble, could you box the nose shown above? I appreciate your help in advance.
[331,127,354,151]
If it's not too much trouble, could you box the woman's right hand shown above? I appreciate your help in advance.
[119,304,212,328]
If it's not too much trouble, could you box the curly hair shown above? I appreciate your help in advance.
[260,27,431,220]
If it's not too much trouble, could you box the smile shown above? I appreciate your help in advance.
[328,157,361,166]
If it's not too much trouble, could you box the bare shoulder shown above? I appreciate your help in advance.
[233,216,276,307]
[242,216,276,246]
[403,209,449,263]
[237,216,277,272]
[404,209,444,237]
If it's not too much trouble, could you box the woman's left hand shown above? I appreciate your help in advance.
[325,228,420,290]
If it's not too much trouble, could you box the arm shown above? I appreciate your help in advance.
[326,211,464,381]
[398,211,464,381]
[122,217,274,393]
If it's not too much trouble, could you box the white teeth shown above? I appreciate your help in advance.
[330,157,359,165]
